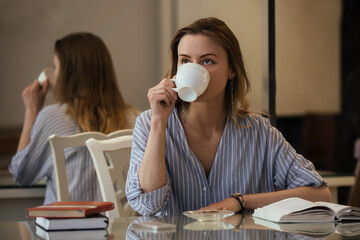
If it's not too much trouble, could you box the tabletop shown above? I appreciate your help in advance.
[2,210,360,240]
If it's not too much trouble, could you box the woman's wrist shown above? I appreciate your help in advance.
[25,107,40,118]
[231,193,246,213]
[150,116,168,131]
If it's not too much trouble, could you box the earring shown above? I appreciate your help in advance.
[180,106,185,124]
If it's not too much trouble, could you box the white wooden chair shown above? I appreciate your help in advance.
[48,129,133,202]
[86,135,134,218]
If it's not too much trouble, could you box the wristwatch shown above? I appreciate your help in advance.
[231,193,245,213]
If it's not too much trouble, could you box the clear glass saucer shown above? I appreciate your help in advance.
[183,210,235,222]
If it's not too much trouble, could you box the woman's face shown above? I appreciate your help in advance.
[177,34,234,102]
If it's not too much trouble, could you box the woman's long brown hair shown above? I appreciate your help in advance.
[53,32,128,134]
[168,17,251,124]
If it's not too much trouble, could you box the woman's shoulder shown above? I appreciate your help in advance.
[236,113,271,128]
[36,104,67,122]
[131,110,152,138]
[136,109,152,123]
[31,103,77,141]
[40,104,67,116]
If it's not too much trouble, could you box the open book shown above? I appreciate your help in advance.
[252,197,360,223]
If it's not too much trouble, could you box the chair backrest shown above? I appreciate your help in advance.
[48,129,133,202]
[348,138,360,207]
[85,135,134,218]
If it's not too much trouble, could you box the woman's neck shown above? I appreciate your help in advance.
[180,99,227,133]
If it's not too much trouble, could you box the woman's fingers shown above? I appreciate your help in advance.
[149,87,174,105]
[148,79,177,105]
[149,91,171,107]
[199,198,239,212]
[22,79,47,112]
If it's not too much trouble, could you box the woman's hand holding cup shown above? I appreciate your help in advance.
[147,63,210,125]
[22,78,49,115]
[147,78,178,125]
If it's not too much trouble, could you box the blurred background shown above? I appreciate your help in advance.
[0,0,359,198]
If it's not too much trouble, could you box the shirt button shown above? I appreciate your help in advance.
[295,166,299,169]
[202,187,207,191]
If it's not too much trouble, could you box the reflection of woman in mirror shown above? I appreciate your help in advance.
[126,17,331,216]
[9,32,139,204]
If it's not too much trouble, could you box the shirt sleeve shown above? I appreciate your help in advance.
[260,117,326,190]
[8,108,54,186]
[125,111,172,215]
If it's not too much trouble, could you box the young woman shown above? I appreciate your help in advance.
[10,32,139,204]
[126,17,331,216]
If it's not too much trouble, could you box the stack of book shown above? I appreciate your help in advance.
[27,201,114,240]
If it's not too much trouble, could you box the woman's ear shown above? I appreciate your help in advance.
[229,70,235,80]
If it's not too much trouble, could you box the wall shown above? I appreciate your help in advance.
[276,0,341,116]
[0,0,160,128]
[0,0,342,129]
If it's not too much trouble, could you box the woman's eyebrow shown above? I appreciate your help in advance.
[200,53,218,58]
[178,53,218,58]
[178,54,191,58]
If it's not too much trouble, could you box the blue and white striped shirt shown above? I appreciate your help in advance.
[126,109,325,216]
[9,104,137,205]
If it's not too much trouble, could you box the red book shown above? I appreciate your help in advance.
[27,201,114,218]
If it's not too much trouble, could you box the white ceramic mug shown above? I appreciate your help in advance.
[38,67,55,85]
[171,63,210,102]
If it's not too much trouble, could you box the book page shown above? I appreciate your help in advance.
[262,197,321,214]
[317,202,360,220]
[316,201,348,213]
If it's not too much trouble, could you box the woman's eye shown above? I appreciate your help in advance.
[181,59,189,64]
[203,59,213,65]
